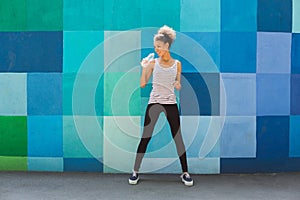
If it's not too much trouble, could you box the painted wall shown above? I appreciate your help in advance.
[0,0,300,174]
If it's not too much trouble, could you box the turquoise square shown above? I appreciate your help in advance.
[104,0,141,30]
[104,72,141,116]
[63,73,104,116]
[180,0,220,32]
[28,157,63,172]
[63,116,103,158]
[290,116,300,157]
[63,0,104,30]
[221,0,257,32]
[141,0,180,30]
[63,31,104,73]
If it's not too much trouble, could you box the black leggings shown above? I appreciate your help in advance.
[134,103,188,172]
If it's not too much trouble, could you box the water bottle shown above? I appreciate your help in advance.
[141,53,155,68]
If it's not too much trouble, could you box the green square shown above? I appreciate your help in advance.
[141,0,180,30]
[27,0,63,31]
[0,116,27,156]
[0,0,27,31]
[180,0,220,32]
[63,0,104,31]
[104,72,141,116]
[0,156,27,171]
[104,0,141,30]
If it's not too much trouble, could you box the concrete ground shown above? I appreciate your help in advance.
[1,172,300,200]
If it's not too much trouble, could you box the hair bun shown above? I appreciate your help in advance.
[157,25,176,41]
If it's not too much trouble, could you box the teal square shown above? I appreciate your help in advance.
[294,0,300,33]
[104,0,141,30]
[104,31,141,72]
[180,0,220,32]
[63,73,104,116]
[63,116,103,158]
[104,72,141,116]
[63,0,104,31]
[141,0,180,30]
[63,31,104,73]
[27,0,63,31]
[221,0,257,32]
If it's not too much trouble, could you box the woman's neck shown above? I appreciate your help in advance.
[160,52,171,62]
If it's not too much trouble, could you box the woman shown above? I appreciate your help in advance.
[129,25,193,186]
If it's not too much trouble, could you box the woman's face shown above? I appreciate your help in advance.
[154,40,169,57]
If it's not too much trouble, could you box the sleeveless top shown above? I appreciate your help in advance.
[148,59,178,104]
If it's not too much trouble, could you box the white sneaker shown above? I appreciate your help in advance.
[181,173,193,186]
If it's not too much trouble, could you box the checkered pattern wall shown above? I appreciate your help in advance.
[0,0,300,174]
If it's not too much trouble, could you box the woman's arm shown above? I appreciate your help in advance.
[174,61,182,90]
[140,60,154,88]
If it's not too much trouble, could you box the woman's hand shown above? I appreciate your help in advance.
[174,81,181,90]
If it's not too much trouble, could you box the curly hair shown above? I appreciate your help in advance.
[154,25,176,48]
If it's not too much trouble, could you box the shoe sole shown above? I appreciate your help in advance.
[129,177,139,185]
[182,178,193,186]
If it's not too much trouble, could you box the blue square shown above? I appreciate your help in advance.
[0,73,27,115]
[180,0,220,32]
[27,73,62,115]
[0,32,62,72]
[221,117,256,158]
[292,33,300,74]
[290,116,300,157]
[180,32,220,72]
[257,74,290,116]
[180,73,220,116]
[256,116,289,159]
[221,0,257,32]
[257,32,292,73]
[28,116,63,157]
[182,116,221,158]
[291,74,300,115]
[64,158,103,172]
[28,157,63,172]
[221,73,256,116]
[257,0,292,32]
[220,32,256,73]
